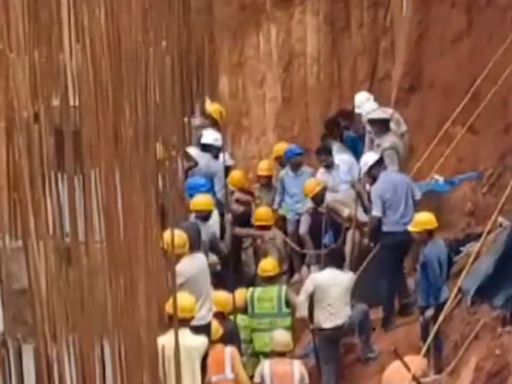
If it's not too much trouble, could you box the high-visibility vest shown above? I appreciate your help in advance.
[261,358,302,384]
[247,285,291,353]
[207,344,236,384]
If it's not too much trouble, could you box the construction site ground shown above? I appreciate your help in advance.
[2,0,512,383]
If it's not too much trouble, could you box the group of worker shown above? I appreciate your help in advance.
[157,91,451,383]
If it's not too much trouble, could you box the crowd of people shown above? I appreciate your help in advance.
[157,92,451,383]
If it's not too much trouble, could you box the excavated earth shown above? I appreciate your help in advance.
[212,0,512,383]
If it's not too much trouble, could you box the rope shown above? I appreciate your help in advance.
[410,32,512,177]
[417,178,512,364]
[427,61,512,179]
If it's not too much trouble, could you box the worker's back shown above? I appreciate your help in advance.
[157,328,208,384]
[188,148,226,202]
[207,343,238,384]
[255,358,308,384]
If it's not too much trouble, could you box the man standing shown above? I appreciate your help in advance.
[360,151,421,331]
[297,251,379,384]
[157,291,208,384]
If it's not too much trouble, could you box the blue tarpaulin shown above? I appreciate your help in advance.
[416,172,483,195]
[462,227,512,311]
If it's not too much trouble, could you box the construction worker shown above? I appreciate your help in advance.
[297,250,379,384]
[299,178,344,270]
[321,117,360,175]
[254,159,277,207]
[231,287,257,375]
[253,329,309,384]
[227,169,254,226]
[206,318,251,384]
[364,107,406,171]
[360,151,421,331]
[212,289,242,352]
[247,256,296,358]
[274,144,314,279]
[186,128,226,213]
[271,141,290,170]
[204,98,227,129]
[185,176,220,238]
[409,211,449,373]
[162,227,214,339]
[157,291,208,384]
[332,108,366,161]
[189,193,228,272]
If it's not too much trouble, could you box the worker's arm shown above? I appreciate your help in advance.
[253,361,264,384]
[273,171,285,210]
[209,234,228,259]
[295,274,315,319]
[368,186,383,244]
[232,227,267,238]
[424,249,448,305]
[411,179,422,208]
[231,347,251,384]
[297,360,310,384]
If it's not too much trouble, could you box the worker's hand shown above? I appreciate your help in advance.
[422,307,435,321]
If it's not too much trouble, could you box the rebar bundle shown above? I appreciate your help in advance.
[0,0,215,382]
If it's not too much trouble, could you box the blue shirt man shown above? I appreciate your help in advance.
[416,238,450,308]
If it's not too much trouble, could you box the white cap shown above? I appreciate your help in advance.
[354,91,376,114]
[199,128,223,147]
[365,106,391,120]
[359,151,382,175]
[271,329,294,353]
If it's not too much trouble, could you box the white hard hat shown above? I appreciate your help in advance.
[365,106,391,121]
[354,90,376,114]
[200,128,223,147]
[359,151,382,175]
[271,329,294,353]
[360,100,380,118]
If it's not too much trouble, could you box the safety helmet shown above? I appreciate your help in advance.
[210,318,225,342]
[271,329,294,353]
[304,178,326,199]
[272,141,290,160]
[408,211,439,233]
[257,256,281,278]
[204,98,227,125]
[354,90,376,114]
[234,288,247,310]
[189,193,215,213]
[253,206,275,227]
[162,228,189,255]
[165,291,198,319]
[359,151,382,176]
[365,106,391,121]
[381,355,428,384]
[256,159,274,177]
[199,127,223,148]
[227,169,249,191]
[185,176,214,200]
[212,290,234,315]
[284,144,305,163]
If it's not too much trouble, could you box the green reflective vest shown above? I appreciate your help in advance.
[247,285,292,353]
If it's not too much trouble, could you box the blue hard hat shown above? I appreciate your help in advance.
[284,144,305,163]
[185,176,214,200]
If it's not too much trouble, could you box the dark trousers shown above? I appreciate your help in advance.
[419,304,444,372]
[315,304,374,384]
[378,231,413,322]
[190,322,211,380]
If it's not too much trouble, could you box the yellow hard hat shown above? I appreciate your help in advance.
[271,329,294,353]
[204,98,226,125]
[165,291,198,319]
[234,288,247,310]
[253,206,275,227]
[408,211,439,233]
[257,256,281,278]
[272,141,290,160]
[162,228,189,255]
[212,290,234,315]
[256,159,274,177]
[304,178,326,199]
[189,193,215,213]
[227,169,249,191]
[210,318,225,342]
